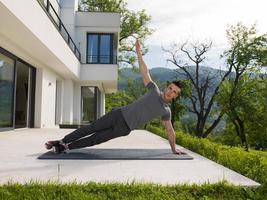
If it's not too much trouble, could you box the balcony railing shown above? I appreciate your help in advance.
[37,0,81,61]
[87,55,117,64]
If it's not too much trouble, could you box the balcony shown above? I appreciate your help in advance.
[80,63,118,93]
[0,0,80,78]
[87,55,117,64]
[37,0,81,61]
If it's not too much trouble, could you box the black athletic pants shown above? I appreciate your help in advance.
[62,109,131,150]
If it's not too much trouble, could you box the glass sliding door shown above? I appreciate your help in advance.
[15,61,30,128]
[0,48,36,131]
[0,53,15,128]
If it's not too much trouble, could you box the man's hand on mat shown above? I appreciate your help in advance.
[172,149,186,155]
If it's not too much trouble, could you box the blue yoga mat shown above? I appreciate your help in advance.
[38,148,193,160]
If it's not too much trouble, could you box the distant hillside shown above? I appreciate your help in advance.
[118,66,225,90]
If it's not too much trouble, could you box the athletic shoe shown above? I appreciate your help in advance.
[45,140,60,150]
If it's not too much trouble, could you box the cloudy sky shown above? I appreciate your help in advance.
[126,0,267,69]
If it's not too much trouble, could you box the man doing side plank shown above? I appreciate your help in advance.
[45,40,185,155]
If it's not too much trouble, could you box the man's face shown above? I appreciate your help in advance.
[163,83,181,102]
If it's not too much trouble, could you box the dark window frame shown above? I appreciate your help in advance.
[86,33,114,64]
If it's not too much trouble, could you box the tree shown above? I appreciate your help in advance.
[242,77,267,150]
[105,91,133,113]
[216,75,267,150]
[218,23,267,150]
[124,79,147,100]
[163,41,233,138]
[79,0,153,68]
[167,80,191,125]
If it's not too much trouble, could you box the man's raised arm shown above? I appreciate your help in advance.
[135,40,152,87]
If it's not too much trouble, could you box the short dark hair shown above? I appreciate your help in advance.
[171,81,182,90]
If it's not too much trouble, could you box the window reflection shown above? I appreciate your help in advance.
[0,53,15,128]
[81,86,95,123]
[87,34,113,64]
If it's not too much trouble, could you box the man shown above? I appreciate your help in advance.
[45,40,185,155]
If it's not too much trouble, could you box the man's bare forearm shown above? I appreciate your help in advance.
[166,128,177,152]
[135,41,150,78]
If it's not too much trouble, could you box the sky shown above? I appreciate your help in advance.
[126,0,267,69]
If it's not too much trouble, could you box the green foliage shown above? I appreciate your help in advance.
[124,78,147,100]
[224,23,267,69]
[209,126,241,147]
[217,23,267,149]
[0,181,266,200]
[146,125,267,185]
[79,0,153,68]
[169,79,192,123]
[181,117,197,135]
[105,91,133,113]
[216,75,267,149]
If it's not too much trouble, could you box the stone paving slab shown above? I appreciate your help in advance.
[0,128,261,186]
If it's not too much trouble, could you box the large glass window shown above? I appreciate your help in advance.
[87,33,114,64]
[0,53,15,128]
[15,61,30,128]
[81,86,101,124]
[81,86,96,124]
[0,48,36,131]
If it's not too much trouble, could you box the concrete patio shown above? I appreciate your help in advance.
[0,128,261,187]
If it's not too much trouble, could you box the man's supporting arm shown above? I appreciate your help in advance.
[162,120,185,155]
[135,40,152,87]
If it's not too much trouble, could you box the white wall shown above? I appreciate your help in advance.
[100,92,105,116]
[60,0,78,39]
[35,68,58,128]
[34,68,43,128]
[75,12,120,28]
[73,82,81,124]
[80,64,117,93]
[55,80,63,125]
[62,80,74,124]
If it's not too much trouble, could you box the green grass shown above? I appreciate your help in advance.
[1,125,267,199]
[0,181,266,200]
[145,125,267,185]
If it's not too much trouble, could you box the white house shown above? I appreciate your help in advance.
[0,0,120,131]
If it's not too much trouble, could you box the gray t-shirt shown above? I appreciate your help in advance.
[120,81,171,130]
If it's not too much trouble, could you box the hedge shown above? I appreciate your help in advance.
[146,125,267,185]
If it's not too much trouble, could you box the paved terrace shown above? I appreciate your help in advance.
[0,128,260,186]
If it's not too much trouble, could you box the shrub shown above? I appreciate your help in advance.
[146,125,267,185]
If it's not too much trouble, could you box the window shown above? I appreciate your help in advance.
[87,33,115,64]
[81,86,102,124]
[0,53,15,128]
[0,48,36,131]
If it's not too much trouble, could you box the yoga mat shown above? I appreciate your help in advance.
[38,148,193,160]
